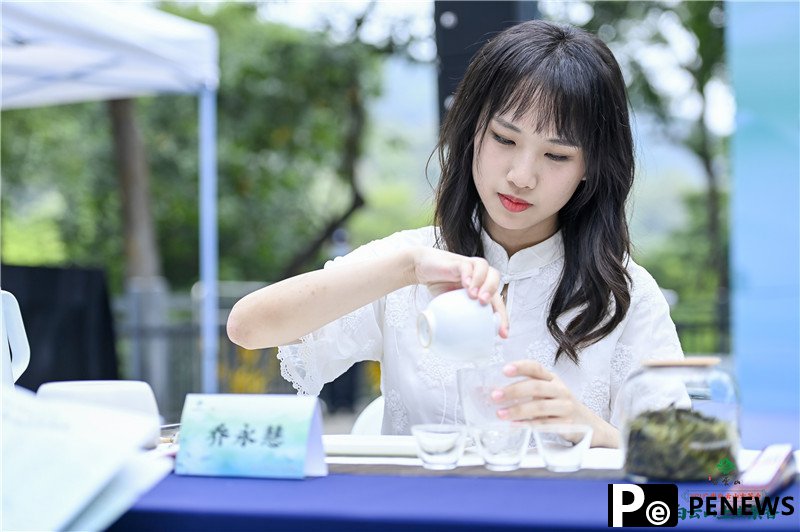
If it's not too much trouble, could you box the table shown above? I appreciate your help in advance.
[109,471,799,531]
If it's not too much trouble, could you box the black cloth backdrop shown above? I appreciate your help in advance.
[1,264,118,390]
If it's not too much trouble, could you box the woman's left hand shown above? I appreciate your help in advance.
[491,360,620,448]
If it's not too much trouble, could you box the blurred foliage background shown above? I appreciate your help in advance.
[558,0,730,352]
[1,1,729,353]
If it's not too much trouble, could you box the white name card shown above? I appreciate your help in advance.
[175,394,327,479]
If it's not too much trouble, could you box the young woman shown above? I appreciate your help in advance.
[227,20,684,447]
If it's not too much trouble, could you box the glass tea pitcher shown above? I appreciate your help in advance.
[619,357,739,482]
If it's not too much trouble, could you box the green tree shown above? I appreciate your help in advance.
[150,2,387,284]
[644,190,729,352]
[1,102,123,282]
[2,3,387,292]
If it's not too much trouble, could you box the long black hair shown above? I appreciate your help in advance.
[433,20,634,365]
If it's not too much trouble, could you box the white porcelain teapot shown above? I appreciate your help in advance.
[417,288,501,362]
[2,290,30,385]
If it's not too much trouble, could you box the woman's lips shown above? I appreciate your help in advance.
[498,193,531,213]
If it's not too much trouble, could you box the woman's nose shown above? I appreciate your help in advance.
[507,154,539,189]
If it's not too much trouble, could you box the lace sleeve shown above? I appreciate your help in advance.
[276,302,382,396]
[275,228,435,396]
[609,264,687,427]
[275,241,387,396]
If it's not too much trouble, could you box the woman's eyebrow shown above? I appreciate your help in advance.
[548,138,579,148]
[493,117,578,148]
[492,117,522,133]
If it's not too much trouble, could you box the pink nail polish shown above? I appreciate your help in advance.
[503,364,516,375]
[491,389,504,401]
[497,409,508,419]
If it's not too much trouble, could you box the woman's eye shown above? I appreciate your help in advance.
[491,132,514,146]
[546,153,569,162]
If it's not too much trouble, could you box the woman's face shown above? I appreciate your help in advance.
[472,110,586,255]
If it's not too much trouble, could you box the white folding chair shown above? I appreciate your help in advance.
[2,290,30,385]
[350,395,384,435]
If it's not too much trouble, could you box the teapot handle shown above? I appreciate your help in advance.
[1,290,30,382]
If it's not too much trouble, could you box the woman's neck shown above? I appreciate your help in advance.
[483,217,559,257]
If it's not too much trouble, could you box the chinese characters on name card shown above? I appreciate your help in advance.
[175,394,327,479]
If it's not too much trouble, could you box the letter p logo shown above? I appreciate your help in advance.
[608,483,678,527]
[610,484,645,527]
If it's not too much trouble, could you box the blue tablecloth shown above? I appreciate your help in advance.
[109,472,799,531]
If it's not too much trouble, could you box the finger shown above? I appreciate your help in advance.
[493,379,558,403]
[490,291,509,337]
[467,258,489,298]
[458,259,475,288]
[503,360,553,381]
[478,267,500,304]
[497,398,571,422]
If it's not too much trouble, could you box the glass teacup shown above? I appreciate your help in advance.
[411,424,467,470]
[473,423,532,471]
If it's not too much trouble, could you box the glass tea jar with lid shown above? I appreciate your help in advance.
[619,357,739,482]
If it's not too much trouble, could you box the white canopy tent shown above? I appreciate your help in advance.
[1,1,220,392]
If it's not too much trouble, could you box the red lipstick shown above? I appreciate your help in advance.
[498,193,531,213]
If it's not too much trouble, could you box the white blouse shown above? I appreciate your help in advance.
[277,227,685,434]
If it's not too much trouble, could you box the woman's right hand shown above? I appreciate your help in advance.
[410,247,509,338]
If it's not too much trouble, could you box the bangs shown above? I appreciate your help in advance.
[476,45,596,149]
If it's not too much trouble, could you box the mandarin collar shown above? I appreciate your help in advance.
[481,229,564,282]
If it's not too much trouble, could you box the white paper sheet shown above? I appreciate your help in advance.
[1,385,161,531]
[64,452,173,531]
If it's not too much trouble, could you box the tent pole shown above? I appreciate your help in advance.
[199,86,219,393]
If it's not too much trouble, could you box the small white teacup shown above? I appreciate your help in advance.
[418,288,500,361]
[37,380,161,447]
